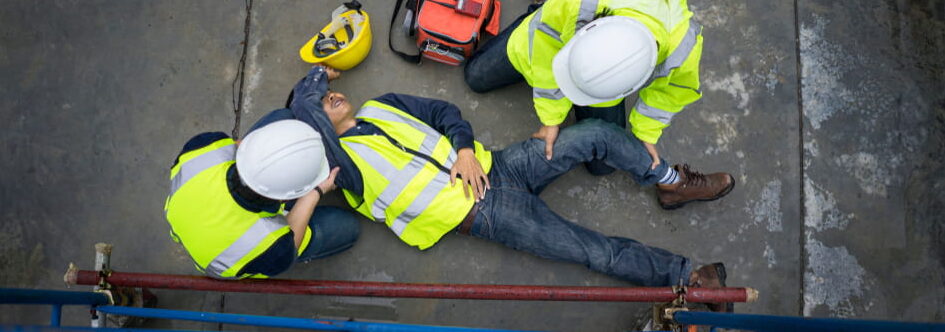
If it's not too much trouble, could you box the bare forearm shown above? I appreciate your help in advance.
[286,189,321,249]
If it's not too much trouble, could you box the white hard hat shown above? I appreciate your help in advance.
[552,16,657,106]
[235,119,330,200]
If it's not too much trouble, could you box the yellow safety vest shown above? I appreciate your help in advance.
[163,138,312,279]
[340,100,493,250]
[507,0,704,144]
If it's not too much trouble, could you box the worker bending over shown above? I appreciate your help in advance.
[264,65,733,312]
[163,118,359,279]
[464,0,725,209]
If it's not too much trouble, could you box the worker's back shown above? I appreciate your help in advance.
[164,137,296,279]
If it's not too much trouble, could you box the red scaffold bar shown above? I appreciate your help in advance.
[72,270,757,303]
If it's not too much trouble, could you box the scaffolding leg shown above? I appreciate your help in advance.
[50,305,62,327]
[91,242,112,328]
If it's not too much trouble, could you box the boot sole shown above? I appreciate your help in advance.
[659,176,737,210]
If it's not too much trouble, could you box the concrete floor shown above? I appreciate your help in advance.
[1,0,943,330]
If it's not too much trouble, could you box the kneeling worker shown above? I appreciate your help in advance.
[277,66,734,311]
[163,119,359,279]
[465,0,721,210]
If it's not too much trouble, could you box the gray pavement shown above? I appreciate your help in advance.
[0,0,942,330]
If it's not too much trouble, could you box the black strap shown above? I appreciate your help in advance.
[389,0,422,63]
[343,0,362,13]
[376,129,452,174]
[313,34,341,58]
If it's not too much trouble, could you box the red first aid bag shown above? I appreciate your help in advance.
[390,0,501,66]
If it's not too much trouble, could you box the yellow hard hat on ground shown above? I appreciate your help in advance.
[300,1,372,70]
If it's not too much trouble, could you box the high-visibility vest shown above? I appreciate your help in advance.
[507,0,704,144]
[339,100,493,250]
[163,138,311,279]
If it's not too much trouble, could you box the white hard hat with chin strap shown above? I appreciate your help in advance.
[552,16,657,106]
[236,120,330,201]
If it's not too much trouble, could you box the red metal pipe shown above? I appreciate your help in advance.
[73,270,757,303]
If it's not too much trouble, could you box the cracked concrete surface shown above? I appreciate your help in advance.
[0,0,942,330]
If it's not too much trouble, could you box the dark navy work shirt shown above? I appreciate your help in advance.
[249,92,477,179]
[340,93,475,150]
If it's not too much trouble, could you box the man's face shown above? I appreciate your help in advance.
[321,91,354,128]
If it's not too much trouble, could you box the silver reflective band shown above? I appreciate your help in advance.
[343,141,424,223]
[168,144,236,198]
[342,140,451,236]
[206,215,289,278]
[528,9,545,58]
[538,22,562,42]
[390,171,451,236]
[357,107,457,165]
[345,106,467,235]
[652,20,702,79]
[576,0,599,30]
[533,87,565,100]
[635,99,676,124]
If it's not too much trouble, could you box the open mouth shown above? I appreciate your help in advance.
[332,97,344,109]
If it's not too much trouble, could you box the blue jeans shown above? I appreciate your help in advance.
[464,4,627,176]
[463,4,537,93]
[469,119,690,286]
[297,206,360,262]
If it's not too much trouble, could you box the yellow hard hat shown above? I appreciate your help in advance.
[300,1,373,70]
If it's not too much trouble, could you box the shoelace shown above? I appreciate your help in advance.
[681,164,709,187]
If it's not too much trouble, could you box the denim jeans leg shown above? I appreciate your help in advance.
[573,100,628,176]
[463,4,541,92]
[470,173,690,286]
[495,118,669,194]
[297,206,361,262]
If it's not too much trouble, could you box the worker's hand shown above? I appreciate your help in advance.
[450,148,490,201]
[531,125,560,160]
[317,167,341,194]
[643,142,660,170]
[315,64,341,81]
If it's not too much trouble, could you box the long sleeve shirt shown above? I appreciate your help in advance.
[339,93,475,150]
[506,0,703,144]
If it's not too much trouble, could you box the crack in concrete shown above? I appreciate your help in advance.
[231,0,254,139]
[793,0,807,317]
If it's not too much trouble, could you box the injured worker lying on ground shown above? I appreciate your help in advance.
[255,65,737,312]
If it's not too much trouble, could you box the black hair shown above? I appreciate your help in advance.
[227,165,281,212]
[595,7,614,19]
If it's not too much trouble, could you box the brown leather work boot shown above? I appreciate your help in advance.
[689,262,734,313]
[657,164,735,210]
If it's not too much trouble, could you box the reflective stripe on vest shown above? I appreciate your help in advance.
[576,0,599,30]
[651,20,701,79]
[527,7,571,57]
[168,145,236,199]
[634,98,676,124]
[357,106,458,166]
[205,215,289,278]
[340,101,492,249]
[534,87,565,100]
[343,106,456,236]
[342,142,452,236]
[528,9,545,59]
